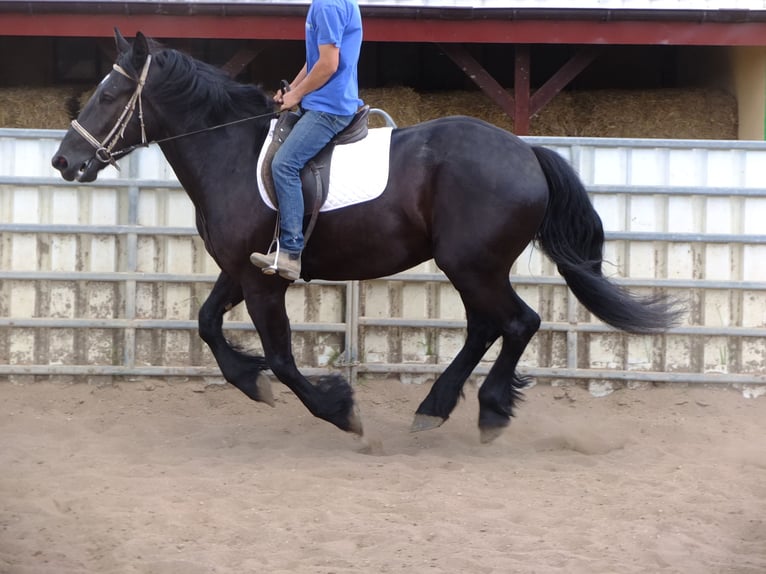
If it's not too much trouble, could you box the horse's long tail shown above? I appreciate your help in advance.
[531,145,682,334]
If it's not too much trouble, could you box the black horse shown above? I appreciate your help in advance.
[52,31,680,443]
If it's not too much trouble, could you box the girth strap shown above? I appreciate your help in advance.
[303,160,324,244]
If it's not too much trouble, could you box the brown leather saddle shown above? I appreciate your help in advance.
[260,105,370,241]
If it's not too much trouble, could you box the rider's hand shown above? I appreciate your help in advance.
[279,90,302,111]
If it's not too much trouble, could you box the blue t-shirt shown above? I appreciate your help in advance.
[301,0,363,116]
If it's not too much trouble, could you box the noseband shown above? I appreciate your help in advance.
[70,55,152,169]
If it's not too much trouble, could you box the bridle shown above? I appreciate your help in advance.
[70,55,152,170]
[69,52,280,171]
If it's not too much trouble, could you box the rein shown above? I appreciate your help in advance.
[71,55,279,168]
[114,110,279,161]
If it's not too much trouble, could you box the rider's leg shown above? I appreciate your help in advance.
[250,110,354,279]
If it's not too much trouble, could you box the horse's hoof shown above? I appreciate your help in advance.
[411,414,445,433]
[479,425,506,444]
[256,374,275,407]
[347,404,364,436]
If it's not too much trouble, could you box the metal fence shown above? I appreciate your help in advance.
[1,128,765,388]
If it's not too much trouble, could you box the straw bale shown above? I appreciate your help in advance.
[0,86,90,130]
[362,87,737,139]
[360,86,421,128]
[1,85,737,140]
[532,88,738,139]
[419,91,515,131]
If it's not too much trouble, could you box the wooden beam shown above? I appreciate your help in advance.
[514,45,531,135]
[3,15,766,46]
[529,47,600,116]
[222,45,264,78]
[438,43,515,120]
[440,43,598,135]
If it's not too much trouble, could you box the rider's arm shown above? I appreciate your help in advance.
[289,64,308,91]
[280,44,339,110]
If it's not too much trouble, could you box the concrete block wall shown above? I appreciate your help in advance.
[0,131,347,381]
[358,139,766,385]
[1,129,765,387]
[545,141,766,382]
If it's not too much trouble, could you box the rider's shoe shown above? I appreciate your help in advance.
[250,250,301,281]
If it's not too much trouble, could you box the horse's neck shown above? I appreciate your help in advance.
[156,141,205,209]
[159,141,204,193]
[157,123,269,208]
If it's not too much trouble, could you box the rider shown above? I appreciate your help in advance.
[250,0,364,281]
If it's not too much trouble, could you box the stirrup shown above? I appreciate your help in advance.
[261,239,281,276]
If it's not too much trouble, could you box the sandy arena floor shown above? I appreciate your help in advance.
[1,379,765,574]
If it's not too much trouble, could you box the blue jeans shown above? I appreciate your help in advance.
[272,109,355,254]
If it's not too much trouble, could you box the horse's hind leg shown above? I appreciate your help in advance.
[412,309,501,431]
[476,285,541,443]
[198,271,274,406]
[417,267,540,441]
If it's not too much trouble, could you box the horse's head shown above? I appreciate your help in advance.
[52,29,155,182]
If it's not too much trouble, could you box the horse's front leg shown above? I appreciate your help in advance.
[198,271,274,406]
[243,278,363,436]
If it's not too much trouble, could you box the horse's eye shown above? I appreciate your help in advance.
[99,91,116,103]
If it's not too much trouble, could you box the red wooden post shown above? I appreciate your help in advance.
[514,44,531,135]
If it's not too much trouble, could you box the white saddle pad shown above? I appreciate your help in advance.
[256,118,393,212]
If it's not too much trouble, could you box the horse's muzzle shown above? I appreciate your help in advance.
[51,153,100,182]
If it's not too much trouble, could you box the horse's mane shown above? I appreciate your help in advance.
[120,45,274,128]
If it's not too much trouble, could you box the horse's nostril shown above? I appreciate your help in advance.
[52,155,68,170]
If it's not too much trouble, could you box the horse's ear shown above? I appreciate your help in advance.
[131,31,150,71]
[114,27,130,55]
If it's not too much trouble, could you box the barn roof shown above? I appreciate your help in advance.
[5,0,766,7]
[1,0,766,45]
